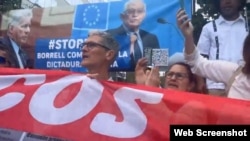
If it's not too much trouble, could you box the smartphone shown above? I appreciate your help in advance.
[143,48,152,66]
[179,0,184,9]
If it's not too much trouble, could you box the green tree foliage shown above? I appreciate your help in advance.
[191,0,219,44]
[0,0,21,14]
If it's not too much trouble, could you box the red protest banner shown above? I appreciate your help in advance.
[0,68,250,141]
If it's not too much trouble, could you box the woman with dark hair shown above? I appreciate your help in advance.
[177,9,250,100]
[135,58,208,94]
[164,62,208,94]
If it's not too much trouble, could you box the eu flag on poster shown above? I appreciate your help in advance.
[72,3,110,31]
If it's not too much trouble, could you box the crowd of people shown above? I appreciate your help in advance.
[0,0,249,101]
[80,0,250,101]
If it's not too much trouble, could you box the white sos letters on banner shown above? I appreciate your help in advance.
[0,74,164,138]
[91,87,163,138]
[29,75,103,124]
[0,75,45,111]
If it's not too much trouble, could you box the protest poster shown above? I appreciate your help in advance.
[0,0,192,72]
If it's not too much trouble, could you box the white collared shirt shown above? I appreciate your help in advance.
[197,14,248,90]
[10,39,24,68]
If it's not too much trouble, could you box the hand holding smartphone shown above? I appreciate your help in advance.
[179,0,189,25]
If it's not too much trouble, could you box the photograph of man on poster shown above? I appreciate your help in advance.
[0,9,33,68]
[106,0,160,69]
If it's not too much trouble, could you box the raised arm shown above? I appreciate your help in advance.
[176,9,195,55]
[176,9,238,85]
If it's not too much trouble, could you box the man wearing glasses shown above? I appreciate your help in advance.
[80,30,119,80]
[107,0,160,69]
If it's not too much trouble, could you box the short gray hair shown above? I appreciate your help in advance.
[7,9,33,29]
[88,30,120,57]
[123,0,146,13]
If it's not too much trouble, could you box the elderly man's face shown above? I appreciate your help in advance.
[9,17,31,45]
[122,1,146,31]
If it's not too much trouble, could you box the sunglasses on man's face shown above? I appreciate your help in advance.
[0,56,7,64]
